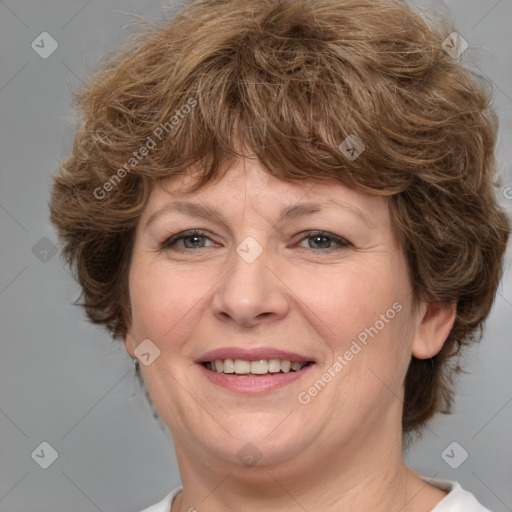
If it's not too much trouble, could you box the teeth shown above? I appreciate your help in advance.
[268,359,281,373]
[223,359,235,373]
[234,360,251,374]
[204,358,310,375]
[250,360,268,374]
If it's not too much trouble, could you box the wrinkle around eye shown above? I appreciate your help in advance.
[158,230,354,257]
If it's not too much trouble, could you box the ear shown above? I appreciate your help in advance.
[411,301,457,359]
[123,326,137,360]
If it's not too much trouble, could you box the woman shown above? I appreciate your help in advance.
[49,0,510,510]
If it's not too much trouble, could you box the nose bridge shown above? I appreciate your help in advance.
[212,236,288,326]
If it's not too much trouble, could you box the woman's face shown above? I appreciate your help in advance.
[124,158,448,470]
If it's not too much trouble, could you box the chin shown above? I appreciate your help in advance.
[196,414,318,467]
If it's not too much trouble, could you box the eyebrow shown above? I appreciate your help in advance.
[145,198,374,230]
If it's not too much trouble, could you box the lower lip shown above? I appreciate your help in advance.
[198,363,315,393]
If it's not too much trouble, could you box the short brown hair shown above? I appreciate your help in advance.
[49,0,510,437]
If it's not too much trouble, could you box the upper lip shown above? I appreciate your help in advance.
[195,347,315,364]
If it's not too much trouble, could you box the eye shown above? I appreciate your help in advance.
[295,231,351,251]
[161,230,217,250]
[161,229,351,252]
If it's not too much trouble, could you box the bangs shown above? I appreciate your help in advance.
[91,1,430,196]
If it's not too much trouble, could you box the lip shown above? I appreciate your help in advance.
[195,347,314,364]
[197,362,315,394]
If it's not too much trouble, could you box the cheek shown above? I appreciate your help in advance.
[128,258,203,343]
[296,261,400,332]
[294,258,414,369]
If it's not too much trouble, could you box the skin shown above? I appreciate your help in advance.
[124,156,456,512]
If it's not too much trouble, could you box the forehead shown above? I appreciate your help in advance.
[146,158,390,221]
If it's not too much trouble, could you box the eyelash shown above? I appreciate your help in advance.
[161,229,351,252]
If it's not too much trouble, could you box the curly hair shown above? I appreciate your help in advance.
[49,0,510,437]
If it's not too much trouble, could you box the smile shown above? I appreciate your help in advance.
[198,359,315,393]
[202,358,312,375]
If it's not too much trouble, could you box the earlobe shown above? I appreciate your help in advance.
[411,302,457,359]
[123,327,137,359]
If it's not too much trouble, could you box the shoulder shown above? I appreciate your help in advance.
[421,476,493,512]
[138,487,182,512]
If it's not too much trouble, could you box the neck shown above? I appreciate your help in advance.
[171,415,444,512]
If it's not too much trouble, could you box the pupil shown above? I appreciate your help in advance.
[311,235,329,248]
[185,235,203,248]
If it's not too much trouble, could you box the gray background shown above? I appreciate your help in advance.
[0,0,511,511]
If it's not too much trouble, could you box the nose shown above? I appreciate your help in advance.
[211,244,290,328]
